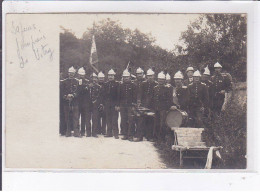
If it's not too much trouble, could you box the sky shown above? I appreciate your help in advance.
[59,13,201,51]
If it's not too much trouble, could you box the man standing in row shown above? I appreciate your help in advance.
[165,73,174,107]
[172,71,189,113]
[60,72,66,136]
[153,71,172,142]
[201,66,213,116]
[184,66,194,86]
[142,68,157,142]
[88,73,102,137]
[133,67,145,142]
[119,69,136,141]
[211,62,233,115]
[104,69,119,139]
[97,72,106,135]
[61,66,80,137]
[77,67,90,137]
[187,70,209,128]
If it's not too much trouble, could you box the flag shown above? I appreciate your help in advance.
[126,61,136,79]
[89,35,99,72]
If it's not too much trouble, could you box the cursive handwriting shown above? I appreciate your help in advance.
[12,21,54,68]
[11,21,36,36]
[16,38,28,68]
[31,35,54,61]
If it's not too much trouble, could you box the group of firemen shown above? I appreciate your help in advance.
[60,62,232,142]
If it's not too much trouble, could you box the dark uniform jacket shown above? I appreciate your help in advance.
[184,78,193,86]
[211,73,232,96]
[103,80,119,106]
[141,80,158,109]
[77,78,90,108]
[165,83,174,108]
[98,82,106,105]
[133,79,145,103]
[201,79,214,108]
[174,85,189,111]
[187,82,209,108]
[89,82,102,108]
[60,78,79,106]
[118,81,136,107]
[153,84,172,111]
[60,78,66,101]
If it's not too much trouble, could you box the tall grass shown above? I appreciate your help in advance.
[206,98,247,169]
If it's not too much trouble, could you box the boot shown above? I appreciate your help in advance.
[128,137,134,142]
[134,137,143,142]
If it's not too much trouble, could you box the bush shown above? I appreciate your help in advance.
[207,99,247,169]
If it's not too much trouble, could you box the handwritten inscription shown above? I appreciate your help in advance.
[11,21,54,68]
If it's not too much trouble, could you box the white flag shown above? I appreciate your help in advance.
[89,35,99,72]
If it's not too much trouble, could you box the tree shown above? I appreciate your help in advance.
[61,18,176,78]
[175,14,247,81]
[60,28,82,73]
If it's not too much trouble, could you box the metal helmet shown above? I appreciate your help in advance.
[68,66,76,73]
[186,66,194,72]
[174,71,184,79]
[166,73,171,80]
[136,67,143,74]
[108,69,116,75]
[146,68,155,76]
[122,69,130,77]
[77,67,86,75]
[193,70,201,77]
[214,62,222,68]
[203,66,210,75]
[158,71,166,79]
[98,71,105,78]
[91,72,97,77]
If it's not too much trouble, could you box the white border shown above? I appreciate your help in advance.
[2,0,260,190]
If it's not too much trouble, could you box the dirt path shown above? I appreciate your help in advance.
[6,132,167,169]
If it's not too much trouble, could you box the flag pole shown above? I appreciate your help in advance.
[89,21,99,73]
[126,61,130,70]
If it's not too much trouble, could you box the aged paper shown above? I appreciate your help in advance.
[5,13,247,170]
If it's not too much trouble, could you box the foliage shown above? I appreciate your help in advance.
[175,14,247,81]
[207,94,247,169]
[60,18,174,78]
[60,15,247,82]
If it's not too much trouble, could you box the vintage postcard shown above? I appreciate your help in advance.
[2,1,260,190]
[4,12,248,170]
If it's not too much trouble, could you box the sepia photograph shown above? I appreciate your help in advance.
[3,0,260,190]
[4,11,248,171]
[58,13,247,169]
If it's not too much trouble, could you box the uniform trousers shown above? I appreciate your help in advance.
[86,103,99,136]
[120,106,134,138]
[133,115,144,139]
[189,106,204,128]
[154,110,166,141]
[64,103,80,137]
[97,108,106,134]
[60,100,66,135]
[106,104,119,137]
[144,115,155,140]
[79,105,87,136]
[212,93,225,115]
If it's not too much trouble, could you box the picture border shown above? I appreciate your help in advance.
[2,1,259,190]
